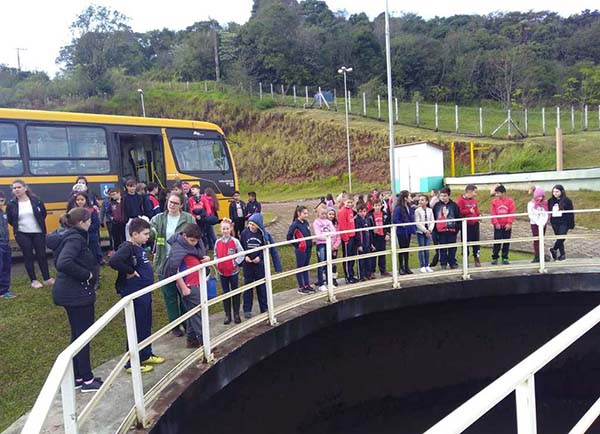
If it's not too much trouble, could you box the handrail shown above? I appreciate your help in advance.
[20,207,600,434]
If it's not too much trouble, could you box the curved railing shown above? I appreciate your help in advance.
[21,208,600,434]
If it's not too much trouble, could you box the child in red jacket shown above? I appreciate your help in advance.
[338,197,358,283]
[214,218,245,324]
[490,185,515,265]
[456,184,481,266]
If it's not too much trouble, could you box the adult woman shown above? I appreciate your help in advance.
[46,207,102,392]
[392,190,416,275]
[201,187,220,249]
[6,179,53,288]
[150,192,195,336]
[548,184,575,261]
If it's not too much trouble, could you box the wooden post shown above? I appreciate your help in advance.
[416,101,420,126]
[435,103,439,131]
[470,142,475,174]
[524,109,528,136]
[556,106,561,129]
[556,128,563,171]
[348,91,352,113]
[395,97,398,122]
[305,86,309,105]
[542,107,546,136]
[455,105,459,133]
[571,105,575,131]
[378,95,381,120]
[508,109,512,138]
[584,105,588,130]
[479,107,483,135]
[293,85,296,105]
[270,83,274,99]
[318,87,322,108]
[363,92,366,116]
[259,82,263,100]
[450,141,456,177]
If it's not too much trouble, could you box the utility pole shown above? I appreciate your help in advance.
[213,28,221,82]
[15,48,27,72]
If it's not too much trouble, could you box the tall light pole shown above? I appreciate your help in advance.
[385,0,399,285]
[137,88,146,117]
[338,66,353,192]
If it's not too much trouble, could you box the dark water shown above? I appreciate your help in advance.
[173,293,600,434]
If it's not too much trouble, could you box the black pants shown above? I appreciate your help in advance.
[64,304,95,381]
[397,233,411,271]
[492,227,512,259]
[551,223,569,256]
[341,237,356,280]
[465,223,480,258]
[15,231,50,281]
[372,234,387,273]
[437,231,458,266]
[110,222,125,251]
[233,219,245,239]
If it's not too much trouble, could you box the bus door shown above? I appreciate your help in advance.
[114,130,165,188]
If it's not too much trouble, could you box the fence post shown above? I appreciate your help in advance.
[124,299,148,426]
[204,81,208,92]
[270,83,274,99]
[538,222,546,274]
[455,105,459,133]
[318,86,322,108]
[293,85,297,105]
[199,267,214,363]
[598,105,600,129]
[508,109,512,138]
[363,92,367,116]
[391,224,400,288]
[263,246,278,325]
[186,81,189,91]
[348,90,352,113]
[334,88,337,105]
[479,107,483,135]
[584,104,588,130]
[542,107,546,136]
[515,375,538,434]
[461,219,470,280]
[571,105,575,131]
[305,86,309,105]
[281,84,284,97]
[556,106,561,129]
[435,103,439,131]
[61,360,79,434]
[378,95,382,120]
[326,234,336,303]
[416,100,420,126]
[524,109,528,136]
[395,97,399,122]
[259,82,263,100]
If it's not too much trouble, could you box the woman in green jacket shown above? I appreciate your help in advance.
[151,191,195,337]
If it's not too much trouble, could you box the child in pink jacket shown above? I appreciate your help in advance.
[313,207,336,291]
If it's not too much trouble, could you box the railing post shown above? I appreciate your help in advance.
[391,224,400,288]
[538,222,546,274]
[199,267,214,363]
[461,219,470,280]
[124,299,147,427]
[515,375,538,434]
[61,359,79,434]
[326,234,336,302]
[263,246,278,325]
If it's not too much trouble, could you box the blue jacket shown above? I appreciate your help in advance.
[240,213,282,272]
[393,205,416,238]
[354,214,373,250]
[286,219,312,252]
[109,241,154,295]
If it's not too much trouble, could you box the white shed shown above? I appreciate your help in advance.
[392,141,444,193]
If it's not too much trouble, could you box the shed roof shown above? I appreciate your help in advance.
[394,141,445,151]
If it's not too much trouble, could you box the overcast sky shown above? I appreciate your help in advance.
[1,0,597,76]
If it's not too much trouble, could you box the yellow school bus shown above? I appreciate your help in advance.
[0,108,238,235]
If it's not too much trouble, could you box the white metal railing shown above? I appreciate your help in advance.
[21,208,600,434]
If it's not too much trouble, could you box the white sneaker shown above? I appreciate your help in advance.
[318,285,328,292]
[426,267,434,273]
[31,280,43,289]
[420,267,427,273]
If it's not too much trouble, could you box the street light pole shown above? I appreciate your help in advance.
[338,66,353,192]
[137,88,146,117]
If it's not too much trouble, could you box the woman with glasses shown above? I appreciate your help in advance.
[150,192,195,337]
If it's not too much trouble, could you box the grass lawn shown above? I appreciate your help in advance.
[0,241,535,431]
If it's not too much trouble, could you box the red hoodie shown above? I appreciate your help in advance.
[338,206,355,242]
[456,195,480,225]
[491,196,516,227]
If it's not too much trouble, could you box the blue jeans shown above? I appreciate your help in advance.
[416,233,431,267]
[0,243,11,295]
[315,244,327,286]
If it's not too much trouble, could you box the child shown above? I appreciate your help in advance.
[0,191,14,299]
[188,185,207,241]
[415,194,434,273]
[548,184,575,261]
[354,204,374,281]
[71,192,103,265]
[313,207,336,292]
[432,187,460,269]
[327,207,341,286]
[338,196,358,283]
[228,190,247,239]
[527,187,548,263]
[123,179,145,241]
[287,205,314,294]
[325,193,335,209]
[491,185,515,265]
[240,213,282,318]
[100,192,115,257]
[163,223,210,348]
[107,188,126,251]
[370,198,391,277]
[201,187,220,249]
[109,218,165,373]
[245,191,262,219]
[214,218,245,324]
[146,182,162,217]
[393,190,416,275]
[456,184,481,266]
[136,183,154,219]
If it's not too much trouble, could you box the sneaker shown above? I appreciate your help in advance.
[297,287,311,295]
[0,291,16,299]
[502,259,510,265]
[332,279,338,287]
[171,329,184,338]
[318,285,328,292]
[346,278,359,284]
[304,285,316,292]
[359,277,367,282]
[531,256,540,263]
[142,355,165,365]
[549,248,557,261]
[81,378,104,393]
[440,265,448,270]
[426,267,434,273]
[126,365,154,374]
[474,257,482,267]
[557,255,566,261]
[420,267,427,273]
[244,312,252,319]
[491,259,498,265]
[43,278,55,286]
[449,264,459,270]
[234,314,241,324]
[75,376,101,389]
[367,274,376,280]
[381,272,392,277]
[186,338,201,348]
[31,280,43,289]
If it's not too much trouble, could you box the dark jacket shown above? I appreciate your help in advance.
[163,233,207,278]
[354,214,373,250]
[229,200,247,222]
[123,193,145,221]
[432,200,461,232]
[6,196,48,234]
[286,219,312,252]
[47,227,99,307]
[245,200,262,219]
[109,241,154,295]
[240,213,282,272]
[548,185,575,229]
[393,204,416,237]
[0,210,8,243]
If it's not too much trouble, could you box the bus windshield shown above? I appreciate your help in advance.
[171,138,230,172]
